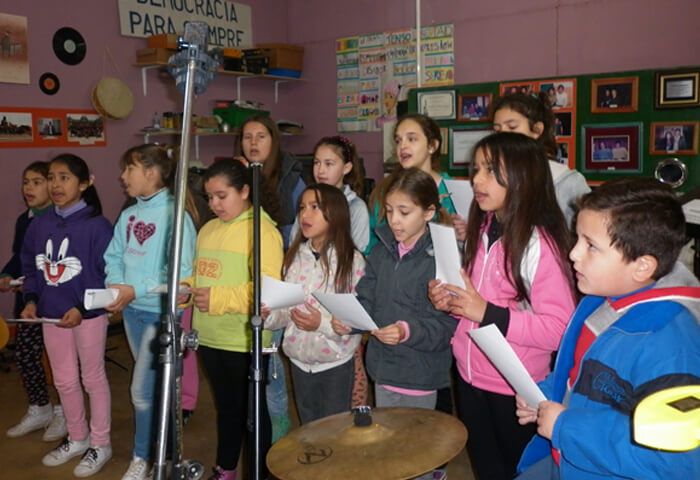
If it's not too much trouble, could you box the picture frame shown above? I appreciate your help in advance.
[499,81,536,96]
[417,90,456,120]
[539,80,576,110]
[591,77,639,113]
[457,93,492,122]
[582,123,642,172]
[449,126,491,169]
[649,121,699,155]
[655,69,700,109]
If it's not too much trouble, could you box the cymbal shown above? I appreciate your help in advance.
[267,407,467,480]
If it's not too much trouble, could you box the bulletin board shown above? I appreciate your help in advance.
[0,106,106,148]
[408,66,700,192]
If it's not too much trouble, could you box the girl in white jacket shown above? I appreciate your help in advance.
[264,184,365,424]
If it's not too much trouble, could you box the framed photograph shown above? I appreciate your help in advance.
[457,93,492,122]
[0,111,33,143]
[554,112,572,137]
[655,69,700,108]
[66,113,105,145]
[649,121,699,155]
[591,77,639,113]
[499,81,536,96]
[417,90,456,120]
[540,80,575,110]
[449,126,491,169]
[37,117,62,139]
[582,123,642,172]
[555,141,571,166]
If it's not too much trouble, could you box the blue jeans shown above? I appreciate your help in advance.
[266,329,289,442]
[122,306,160,460]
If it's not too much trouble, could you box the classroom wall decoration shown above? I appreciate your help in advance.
[336,23,454,132]
[0,106,106,148]
[0,13,30,85]
[407,66,700,192]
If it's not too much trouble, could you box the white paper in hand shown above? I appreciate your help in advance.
[312,292,378,332]
[469,324,547,408]
[83,288,119,310]
[261,275,305,310]
[6,317,61,324]
[9,276,24,286]
[444,179,474,220]
[430,223,465,288]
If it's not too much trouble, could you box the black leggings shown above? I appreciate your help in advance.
[199,346,272,474]
[455,376,536,480]
[15,323,49,406]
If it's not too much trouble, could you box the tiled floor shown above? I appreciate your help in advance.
[0,326,474,479]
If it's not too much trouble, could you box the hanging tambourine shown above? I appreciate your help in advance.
[91,76,134,119]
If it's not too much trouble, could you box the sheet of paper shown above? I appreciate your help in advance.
[312,292,378,332]
[429,223,465,288]
[469,324,547,408]
[83,288,119,310]
[683,199,700,225]
[149,284,191,295]
[9,276,24,286]
[443,179,474,219]
[5,317,61,324]
[261,275,305,310]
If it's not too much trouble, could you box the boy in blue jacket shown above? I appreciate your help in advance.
[515,178,700,479]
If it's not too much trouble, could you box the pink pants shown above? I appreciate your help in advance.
[180,307,199,411]
[43,315,111,446]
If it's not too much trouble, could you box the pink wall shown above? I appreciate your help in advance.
[1,0,699,315]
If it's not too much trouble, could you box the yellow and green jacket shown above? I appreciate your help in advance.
[189,207,283,352]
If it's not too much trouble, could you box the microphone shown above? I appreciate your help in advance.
[168,21,220,95]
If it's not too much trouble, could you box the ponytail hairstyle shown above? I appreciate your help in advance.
[236,115,284,191]
[385,168,451,225]
[203,158,281,224]
[313,135,365,197]
[49,153,102,216]
[490,92,557,160]
[120,144,201,228]
[369,113,444,222]
[285,184,356,293]
[464,132,573,303]
[23,160,50,178]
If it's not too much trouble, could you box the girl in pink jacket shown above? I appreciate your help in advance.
[429,132,576,480]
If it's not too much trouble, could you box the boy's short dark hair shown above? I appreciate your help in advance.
[578,178,687,279]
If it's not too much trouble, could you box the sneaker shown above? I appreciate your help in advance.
[122,456,151,480]
[208,466,236,480]
[73,445,113,478]
[43,405,68,442]
[6,403,53,438]
[42,437,90,467]
[432,468,447,480]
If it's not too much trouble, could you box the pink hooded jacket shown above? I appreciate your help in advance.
[452,217,576,395]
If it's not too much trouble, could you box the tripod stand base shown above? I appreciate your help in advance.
[183,459,205,480]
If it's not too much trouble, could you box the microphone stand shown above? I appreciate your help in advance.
[153,21,216,480]
[249,161,264,480]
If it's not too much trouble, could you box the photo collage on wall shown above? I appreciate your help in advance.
[0,107,106,148]
[499,79,577,170]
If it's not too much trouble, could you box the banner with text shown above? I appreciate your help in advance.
[118,0,252,48]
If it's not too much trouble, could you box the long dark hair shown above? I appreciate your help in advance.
[313,136,365,197]
[464,132,573,303]
[49,153,102,216]
[121,144,201,227]
[236,115,284,191]
[490,92,557,160]
[203,158,281,223]
[284,184,356,293]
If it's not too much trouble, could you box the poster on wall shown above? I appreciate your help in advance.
[336,23,454,132]
[500,78,578,170]
[117,0,253,48]
[0,107,106,148]
[0,13,29,84]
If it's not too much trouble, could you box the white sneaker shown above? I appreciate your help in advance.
[6,403,53,438]
[43,405,68,442]
[73,445,113,478]
[42,437,90,466]
[121,457,151,480]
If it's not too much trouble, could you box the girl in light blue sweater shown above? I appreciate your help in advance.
[103,144,197,480]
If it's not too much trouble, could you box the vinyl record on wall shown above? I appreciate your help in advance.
[39,72,60,95]
[52,27,87,65]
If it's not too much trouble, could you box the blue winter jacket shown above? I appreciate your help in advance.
[518,262,700,479]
